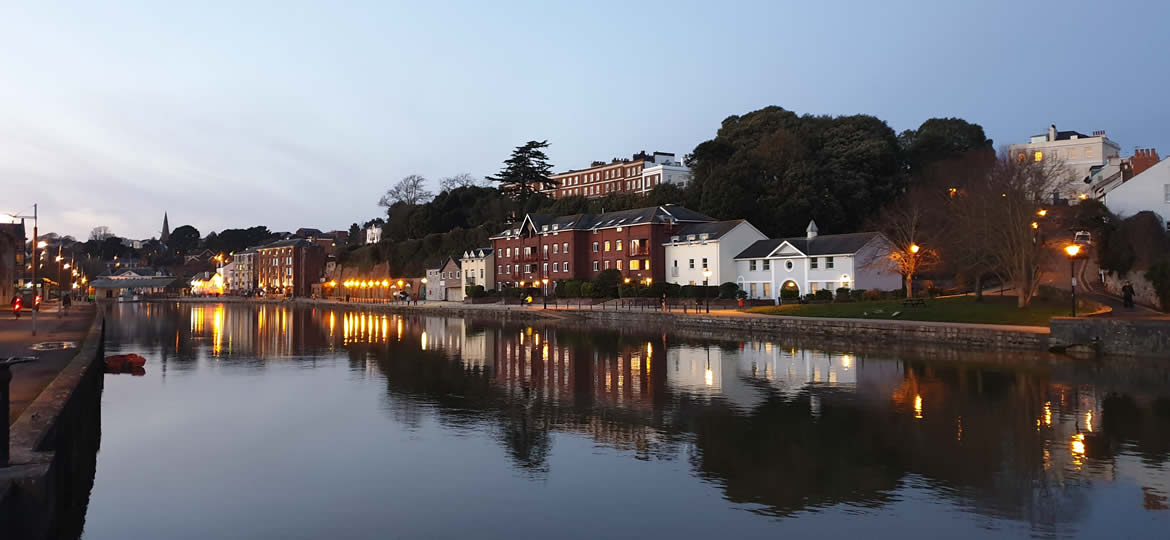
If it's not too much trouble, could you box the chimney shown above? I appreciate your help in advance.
[806,220,819,239]
[1131,148,1160,176]
[1049,124,1057,141]
[1093,130,1106,137]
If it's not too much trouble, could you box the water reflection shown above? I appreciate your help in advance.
[92,302,1170,538]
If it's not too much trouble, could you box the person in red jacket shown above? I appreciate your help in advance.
[10,294,22,319]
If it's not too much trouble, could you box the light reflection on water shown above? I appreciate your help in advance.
[75,302,1170,540]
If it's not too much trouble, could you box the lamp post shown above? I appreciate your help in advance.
[519,280,526,305]
[1065,244,1081,317]
[541,278,549,309]
[703,268,712,313]
[622,277,629,308]
[420,277,427,303]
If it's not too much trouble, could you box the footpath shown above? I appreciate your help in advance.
[0,303,96,424]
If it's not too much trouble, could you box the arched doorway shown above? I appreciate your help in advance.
[781,280,799,301]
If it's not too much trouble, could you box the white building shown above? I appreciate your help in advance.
[365,224,382,245]
[1007,124,1121,200]
[733,221,901,301]
[1102,156,1170,224]
[424,267,441,301]
[227,249,256,294]
[460,247,495,293]
[664,220,767,286]
[440,257,463,302]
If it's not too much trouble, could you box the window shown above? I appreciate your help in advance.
[644,259,650,271]
[616,239,623,251]
[811,257,819,269]
[702,257,708,269]
[563,262,569,273]
[506,264,511,273]
[689,259,695,269]
[1034,151,1043,162]
[673,260,678,267]
[763,260,771,270]
[552,244,559,254]
[593,242,599,252]
[524,264,531,274]
[763,283,771,298]
[616,260,623,270]
[749,260,757,271]
[826,257,834,269]
[553,262,559,272]
[1165,184,1170,203]
[604,241,610,252]
[543,262,548,274]
[497,265,502,275]
[593,261,599,271]
[629,259,639,270]
[749,283,757,298]
[604,260,610,270]
[562,242,568,252]
[785,260,794,270]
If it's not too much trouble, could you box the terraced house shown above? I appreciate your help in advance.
[489,205,714,290]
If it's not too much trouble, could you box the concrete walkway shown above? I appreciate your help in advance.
[0,302,96,424]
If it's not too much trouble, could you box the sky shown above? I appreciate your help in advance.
[2,0,1168,240]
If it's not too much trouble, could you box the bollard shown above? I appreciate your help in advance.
[1,356,38,467]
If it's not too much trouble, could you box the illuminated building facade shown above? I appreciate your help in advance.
[255,238,325,297]
[541,151,690,200]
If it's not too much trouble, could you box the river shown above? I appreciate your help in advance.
[69,302,1170,539]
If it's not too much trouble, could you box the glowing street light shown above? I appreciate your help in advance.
[1065,244,1082,316]
[909,244,920,254]
[703,268,712,313]
[1037,209,1048,217]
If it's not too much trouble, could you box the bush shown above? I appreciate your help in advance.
[1146,262,1170,311]
[719,282,740,299]
[618,284,637,298]
[580,282,597,298]
[556,280,582,298]
[850,289,866,301]
[863,289,882,301]
[465,284,486,298]
[803,293,816,302]
[780,287,800,300]
[593,269,622,298]
[814,289,834,301]
[736,289,747,300]
[835,287,851,301]
[926,287,943,298]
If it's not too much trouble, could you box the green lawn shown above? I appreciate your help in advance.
[744,295,1082,326]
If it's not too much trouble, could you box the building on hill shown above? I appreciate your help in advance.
[664,220,767,286]
[1007,124,1121,201]
[1102,155,1170,225]
[490,205,714,290]
[541,151,690,200]
[365,224,382,244]
[255,238,325,297]
[460,248,495,293]
[733,221,901,301]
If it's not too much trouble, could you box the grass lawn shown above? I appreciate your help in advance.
[744,295,1078,326]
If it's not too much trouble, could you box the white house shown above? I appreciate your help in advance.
[733,221,901,301]
[1102,156,1169,224]
[460,247,495,292]
[424,267,441,300]
[365,224,382,245]
[664,220,767,286]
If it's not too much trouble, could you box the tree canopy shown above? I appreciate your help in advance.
[169,225,201,255]
[490,140,556,201]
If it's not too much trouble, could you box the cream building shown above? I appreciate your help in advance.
[1007,124,1121,200]
[460,247,495,293]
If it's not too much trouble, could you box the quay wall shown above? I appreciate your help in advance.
[1050,317,1170,357]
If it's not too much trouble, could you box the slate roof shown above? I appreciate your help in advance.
[90,276,177,289]
[492,205,714,239]
[256,238,313,250]
[666,220,746,243]
[735,232,884,259]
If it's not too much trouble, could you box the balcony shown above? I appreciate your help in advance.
[628,247,649,257]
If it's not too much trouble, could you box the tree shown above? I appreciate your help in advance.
[930,152,1000,299]
[346,223,363,248]
[874,184,944,298]
[976,151,1071,307]
[379,175,434,207]
[901,118,993,175]
[490,140,557,201]
[440,173,488,192]
[169,225,201,256]
[89,226,114,241]
[593,268,622,298]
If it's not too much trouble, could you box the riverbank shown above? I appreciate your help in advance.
[1,303,96,424]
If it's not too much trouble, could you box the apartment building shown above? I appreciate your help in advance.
[489,205,714,288]
[255,239,325,297]
[1007,124,1121,199]
[542,151,691,200]
[460,247,495,292]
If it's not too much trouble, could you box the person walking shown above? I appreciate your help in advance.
[10,294,21,319]
[61,292,71,315]
[1121,281,1135,309]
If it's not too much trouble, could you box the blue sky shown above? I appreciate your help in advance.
[2,0,1167,239]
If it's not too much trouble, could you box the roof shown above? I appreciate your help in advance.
[462,247,494,259]
[735,232,884,259]
[491,205,714,239]
[667,220,746,242]
[90,276,176,289]
[256,238,313,250]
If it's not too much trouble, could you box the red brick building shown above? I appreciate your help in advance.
[490,205,713,289]
[542,151,691,200]
[255,238,325,297]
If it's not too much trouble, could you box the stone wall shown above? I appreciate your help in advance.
[1050,317,1170,357]
[1103,271,1163,311]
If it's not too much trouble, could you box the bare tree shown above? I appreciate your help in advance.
[89,226,114,241]
[874,184,944,298]
[973,151,1070,307]
[378,175,434,207]
[439,173,488,192]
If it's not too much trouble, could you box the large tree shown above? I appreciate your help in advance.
[89,226,114,241]
[439,173,488,192]
[686,106,903,237]
[900,118,993,175]
[873,183,944,298]
[379,175,434,207]
[169,225,201,256]
[490,140,557,201]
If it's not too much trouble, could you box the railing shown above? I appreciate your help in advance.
[628,247,649,256]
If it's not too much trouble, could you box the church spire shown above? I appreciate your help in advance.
[160,212,170,244]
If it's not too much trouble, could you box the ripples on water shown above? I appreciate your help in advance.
[72,302,1170,539]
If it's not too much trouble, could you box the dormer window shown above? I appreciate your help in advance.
[699,233,709,240]
[670,235,680,242]
[687,235,696,241]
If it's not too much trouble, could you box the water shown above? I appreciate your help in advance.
[72,302,1169,539]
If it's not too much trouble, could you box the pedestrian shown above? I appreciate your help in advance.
[61,293,71,315]
[10,294,21,319]
[1122,281,1135,309]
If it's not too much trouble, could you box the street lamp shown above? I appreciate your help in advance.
[909,244,920,254]
[1065,244,1081,316]
[541,278,549,309]
[420,277,427,303]
[703,268,712,313]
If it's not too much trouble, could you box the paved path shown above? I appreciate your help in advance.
[0,302,96,424]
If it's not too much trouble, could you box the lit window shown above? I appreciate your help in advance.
[604,241,610,252]
[1034,151,1043,162]
[616,239,623,251]
[643,259,650,270]
[630,260,640,270]
[617,260,623,270]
